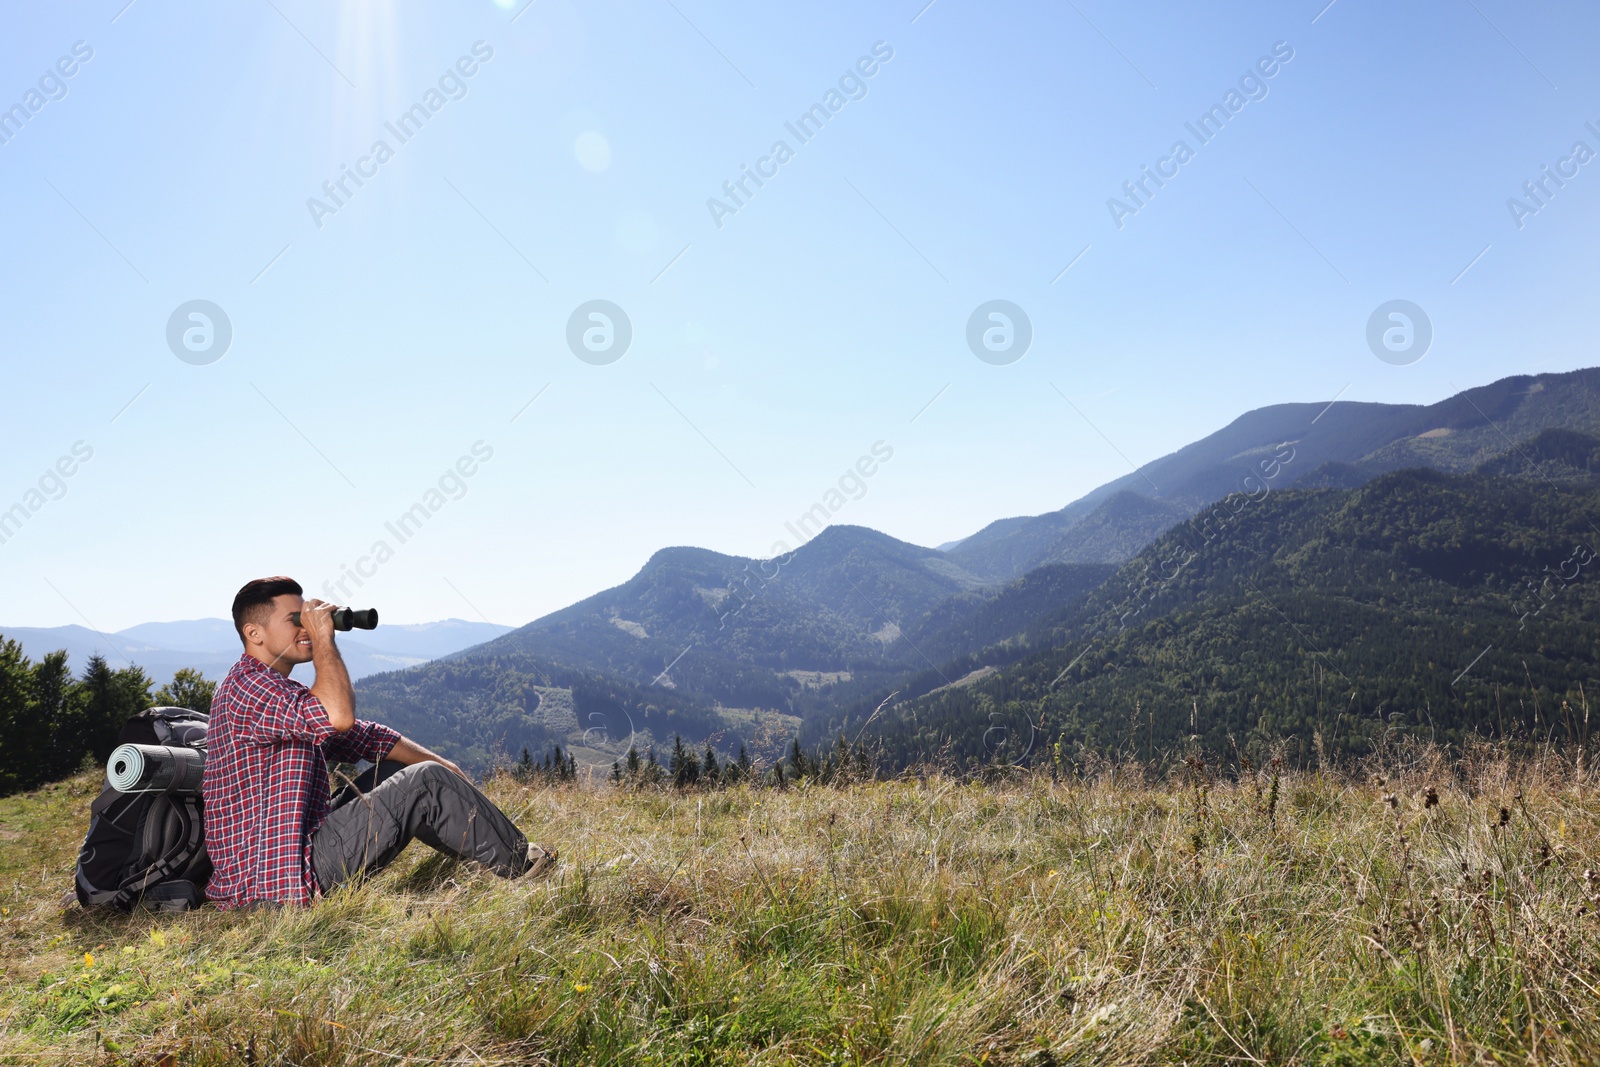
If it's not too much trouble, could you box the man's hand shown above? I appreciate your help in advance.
[386,735,471,781]
[298,598,338,649]
[303,600,355,732]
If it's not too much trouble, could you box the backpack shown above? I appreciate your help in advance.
[75,706,212,912]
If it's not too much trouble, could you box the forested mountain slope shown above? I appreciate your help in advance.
[817,467,1600,768]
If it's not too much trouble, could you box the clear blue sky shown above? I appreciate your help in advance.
[2,0,1596,631]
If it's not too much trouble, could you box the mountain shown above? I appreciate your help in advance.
[943,368,1600,581]
[1473,427,1600,484]
[817,464,1600,768]
[435,525,992,710]
[350,532,1118,768]
[898,561,1118,668]
[353,651,748,771]
[0,618,511,686]
[356,368,1600,770]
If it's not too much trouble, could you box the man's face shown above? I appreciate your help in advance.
[249,593,311,667]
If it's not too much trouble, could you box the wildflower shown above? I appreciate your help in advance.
[84,952,94,968]
[1047,870,1059,879]
[573,983,590,993]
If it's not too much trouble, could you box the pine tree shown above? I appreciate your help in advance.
[788,738,811,781]
[67,655,151,779]
[0,640,39,794]
[702,744,720,785]
[670,735,699,788]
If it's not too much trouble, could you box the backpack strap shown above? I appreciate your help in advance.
[75,865,125,907]
[89,787,150,833]
[111,795,205,911]
[138,880,205,912]
[89,788,124,818]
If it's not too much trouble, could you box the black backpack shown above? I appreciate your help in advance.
[75,706,212,912]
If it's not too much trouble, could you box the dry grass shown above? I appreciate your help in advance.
[2,744,1598,1065]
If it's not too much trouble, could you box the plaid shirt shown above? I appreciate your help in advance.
[202,653,400,908]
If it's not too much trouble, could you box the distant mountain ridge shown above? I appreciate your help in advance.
[0,618,511,686]
[942,368,1600,581]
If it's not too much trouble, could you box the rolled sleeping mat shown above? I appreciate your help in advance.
[106,743,205,796]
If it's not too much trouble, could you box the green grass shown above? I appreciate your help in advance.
[3,745,1598,1065]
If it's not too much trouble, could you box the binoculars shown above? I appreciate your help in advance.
[288,607,379,631]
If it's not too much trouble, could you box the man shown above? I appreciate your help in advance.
[202,576,556,908]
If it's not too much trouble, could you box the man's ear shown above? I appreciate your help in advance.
[241,621,264,648]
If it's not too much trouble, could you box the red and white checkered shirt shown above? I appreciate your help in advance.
[202,653,400,908]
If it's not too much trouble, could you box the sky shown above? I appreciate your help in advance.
[2,0,1597,632]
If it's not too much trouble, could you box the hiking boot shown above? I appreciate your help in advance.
[523,843,558,879]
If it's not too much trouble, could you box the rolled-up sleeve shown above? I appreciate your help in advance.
[322,719,401,764]
[243,679,336,746]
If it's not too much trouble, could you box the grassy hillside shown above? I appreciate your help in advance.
[3,752,1598,1064]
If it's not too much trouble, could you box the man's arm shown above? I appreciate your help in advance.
[384,735,469,780]
[301,600,355,733]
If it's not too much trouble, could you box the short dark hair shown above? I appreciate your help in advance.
[232,576,303,646]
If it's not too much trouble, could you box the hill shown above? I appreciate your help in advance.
[818,466,1600,767]
[470,525,988,694]
[353,526,1006,765]
[3,756,1596,1064]
[1474,427,1600,484]
[943,367,1600,581]
[353,651,800,772]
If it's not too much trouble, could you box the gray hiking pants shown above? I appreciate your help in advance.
[310,760,531,893]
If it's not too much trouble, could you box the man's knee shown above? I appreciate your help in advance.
[410,761,456,788]
[402,761,472,804]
